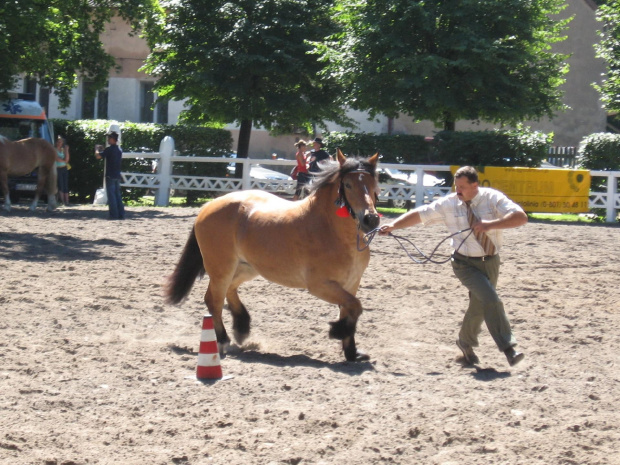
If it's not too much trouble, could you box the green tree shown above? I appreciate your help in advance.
[142,0,352,162]
[0,0,161,109]
[594,0,620,113]
[318,0,570,131]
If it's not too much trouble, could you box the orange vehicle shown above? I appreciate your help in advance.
[0,93,55,202]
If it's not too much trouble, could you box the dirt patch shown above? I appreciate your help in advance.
[1,205,619,464]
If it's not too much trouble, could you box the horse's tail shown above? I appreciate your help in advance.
[164,226,205,305]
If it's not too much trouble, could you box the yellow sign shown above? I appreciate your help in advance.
[450,166,591,213]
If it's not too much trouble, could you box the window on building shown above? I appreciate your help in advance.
[140,82,155,123]
[23,77,37,96]
[39,87,50,115]
[156,99,168,124]
[81,81,108,119]
[140,82,168,124]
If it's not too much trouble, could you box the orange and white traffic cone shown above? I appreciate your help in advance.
[196,314,223,379]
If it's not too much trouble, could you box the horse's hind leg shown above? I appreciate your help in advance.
[226,290,251,344]
[29,173,48,211]
[0,174,10,211]
[204,278,234,356]
[226,263,259,344]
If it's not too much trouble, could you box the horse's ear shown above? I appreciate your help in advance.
[337,148,347,166]
[368,153,379,166]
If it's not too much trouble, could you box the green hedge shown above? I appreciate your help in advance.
[578,133,620,171]
[324,127,551,168]
[52,120,232,202]
[324,133,433,164]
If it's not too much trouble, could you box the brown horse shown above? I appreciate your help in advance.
[0,137,58,212]
[165,149,381,362]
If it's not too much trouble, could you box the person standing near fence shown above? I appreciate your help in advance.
[292,140,310,200]
[55,136,70,206]
[95,131,125,220]
[379,166,528,367]
[307,137,331,174]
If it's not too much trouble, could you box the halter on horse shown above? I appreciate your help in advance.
[165,149,380,362]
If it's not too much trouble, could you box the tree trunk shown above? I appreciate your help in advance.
[443,120,455,131]
[235,119,253,178]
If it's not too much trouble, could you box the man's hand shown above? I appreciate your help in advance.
[471,219,491,234]
[379,224,395,236]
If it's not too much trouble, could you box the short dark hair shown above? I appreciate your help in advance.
[454,166,478,184]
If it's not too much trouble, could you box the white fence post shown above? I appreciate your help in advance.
[606,173,618,223]
[241,158,252,190]
[414,166,426,207]
[155,136,174,207]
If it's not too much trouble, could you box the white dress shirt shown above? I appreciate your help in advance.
[417,187,524,257]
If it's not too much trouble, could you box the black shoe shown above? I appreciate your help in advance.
[505,347,524,366]
[456,339,479,365]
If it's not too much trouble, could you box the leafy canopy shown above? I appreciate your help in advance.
[594,0,620,113]
[0,0,162,109]
[143,0,352,136]
[317,0,570,129]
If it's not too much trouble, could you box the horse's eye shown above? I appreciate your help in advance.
[344,182,352,189]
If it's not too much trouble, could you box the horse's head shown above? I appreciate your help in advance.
[336,148,381,234]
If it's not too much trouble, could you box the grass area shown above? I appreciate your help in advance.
[377,206,407,216]
[528,213,600,223]
[125,195,213,207]
[126,196,610,223]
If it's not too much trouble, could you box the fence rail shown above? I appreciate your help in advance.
[547,146,577,168]
[118,137,619,223]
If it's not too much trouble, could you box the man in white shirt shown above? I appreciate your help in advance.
[379,166,528,367]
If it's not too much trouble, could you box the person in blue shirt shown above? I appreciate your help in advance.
[95,131,125,220]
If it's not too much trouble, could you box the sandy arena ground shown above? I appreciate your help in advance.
[1,204,619,465]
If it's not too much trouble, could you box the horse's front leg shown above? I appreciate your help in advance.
[309,281,369,362]
[329,301,369,362]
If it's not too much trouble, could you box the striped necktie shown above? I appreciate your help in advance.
[465,201,496,256]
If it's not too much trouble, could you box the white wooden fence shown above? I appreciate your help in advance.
[119,136,620,223]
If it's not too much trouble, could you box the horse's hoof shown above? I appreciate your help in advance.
[345,349,370,362]
[233,329,250,345]
[218,341,230,358]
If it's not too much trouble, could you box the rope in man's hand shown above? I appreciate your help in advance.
[358,227,474,264]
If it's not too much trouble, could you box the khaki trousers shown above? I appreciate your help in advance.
[451,253,517,352]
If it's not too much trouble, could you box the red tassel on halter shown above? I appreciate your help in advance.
[336,205,350,217]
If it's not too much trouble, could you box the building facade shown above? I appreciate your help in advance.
[16,0,606,156]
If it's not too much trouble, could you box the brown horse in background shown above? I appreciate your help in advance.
[0,138,58,212]
[165,149,381,362]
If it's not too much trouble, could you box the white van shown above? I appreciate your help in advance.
[0,93,55,201]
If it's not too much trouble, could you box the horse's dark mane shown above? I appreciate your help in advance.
[308,156,377,194]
